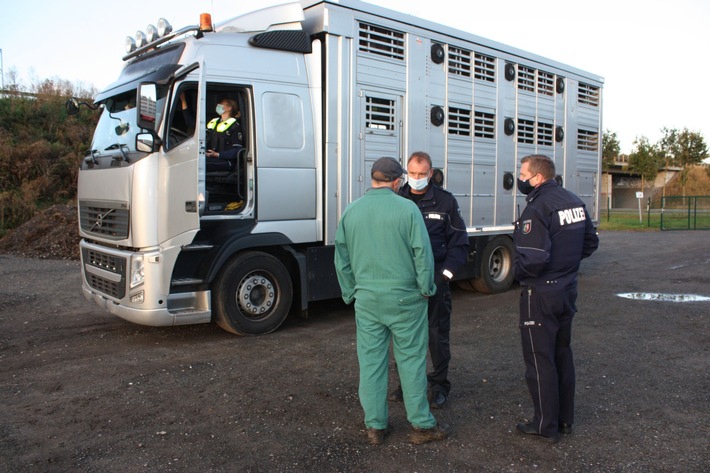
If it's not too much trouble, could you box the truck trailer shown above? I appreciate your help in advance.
[70,0,604,334]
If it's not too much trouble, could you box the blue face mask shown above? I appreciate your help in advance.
[216,104,225,115]
[408,175,429,191]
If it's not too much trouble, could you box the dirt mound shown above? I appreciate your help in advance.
[0,204,79,260]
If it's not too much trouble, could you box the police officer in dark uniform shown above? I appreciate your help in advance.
[389,151,469,409]
[513,154,599,443]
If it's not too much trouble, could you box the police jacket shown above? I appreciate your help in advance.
[207,117,243,162]
[513,180,599,291]
[399,183,469,278]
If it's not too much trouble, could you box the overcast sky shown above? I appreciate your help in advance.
[1,0,708,154]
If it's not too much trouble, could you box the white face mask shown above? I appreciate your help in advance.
[215,104,226,115]
[408,175,429,191]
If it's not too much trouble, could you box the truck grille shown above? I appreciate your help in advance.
[79,201,129,239]
[82,248,127,299]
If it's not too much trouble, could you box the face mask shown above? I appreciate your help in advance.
[408,175,429,191]
[517,177,535,195]
[215,104,225,115]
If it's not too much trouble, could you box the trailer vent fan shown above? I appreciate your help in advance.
[556,77,565,94]
[504,63,516,81]
[503,172,515,190]
[431,106,445,127]
[431,43,445,64]
[504,117,515,136]
[249,30,312,54]
[555,126,565,143]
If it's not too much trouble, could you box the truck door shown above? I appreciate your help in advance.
[158,63,205,243]
[358,91,403,197]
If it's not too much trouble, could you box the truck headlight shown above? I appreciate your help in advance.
[130,255,145,288]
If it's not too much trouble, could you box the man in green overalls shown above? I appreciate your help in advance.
[334,157,447,446]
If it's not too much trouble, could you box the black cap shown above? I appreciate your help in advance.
[371,157,406,182]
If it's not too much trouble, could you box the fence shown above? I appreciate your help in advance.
[602,196,710,230]
[660,196,710,230]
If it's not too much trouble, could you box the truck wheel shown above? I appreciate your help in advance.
[213,252,293,335]
[471,236,515,294]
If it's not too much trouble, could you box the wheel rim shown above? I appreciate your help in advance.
[488,246,511,283]
[236,272,276,318]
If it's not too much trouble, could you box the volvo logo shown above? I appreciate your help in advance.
[88,208,114,232]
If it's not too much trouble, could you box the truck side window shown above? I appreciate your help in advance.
[166,86,197,149]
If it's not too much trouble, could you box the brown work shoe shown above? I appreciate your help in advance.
[408,424,447,445]
[366,425,393,445]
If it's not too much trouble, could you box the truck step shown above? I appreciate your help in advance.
[171,278,204,286]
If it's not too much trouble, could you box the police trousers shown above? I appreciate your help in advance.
[354,291,436,430]
[427,279,452,395]
[519,285,577,437]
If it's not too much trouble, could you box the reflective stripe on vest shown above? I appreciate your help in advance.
[207,117,236,133]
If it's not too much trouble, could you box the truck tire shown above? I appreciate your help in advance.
[213,252,293,335]
[471,235,515,294]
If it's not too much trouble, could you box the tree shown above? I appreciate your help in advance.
[602,129,621,172]
[628,136,662,193]
[660,127,709,196]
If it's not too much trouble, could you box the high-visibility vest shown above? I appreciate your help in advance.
[206,117,240,153]
[207,117,236,133]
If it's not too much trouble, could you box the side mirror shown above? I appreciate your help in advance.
[136,132,156,153]
[66,98,80,115]
[137,82,157,130]
[65,97,98,114]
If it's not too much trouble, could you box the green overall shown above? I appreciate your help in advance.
[335,187,437,429]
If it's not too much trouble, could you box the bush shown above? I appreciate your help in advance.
[0,79,97,236]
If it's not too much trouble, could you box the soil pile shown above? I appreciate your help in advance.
[0,204,79,260]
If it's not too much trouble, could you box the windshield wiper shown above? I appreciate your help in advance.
[84,149,100,166]
[104,143,130,163]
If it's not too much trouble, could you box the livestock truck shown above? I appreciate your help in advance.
[70,0,603,335]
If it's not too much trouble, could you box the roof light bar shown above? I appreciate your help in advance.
[145,24,159,43]
[122,15,206,60]
[135,30,147,48]
[157,18,173,37]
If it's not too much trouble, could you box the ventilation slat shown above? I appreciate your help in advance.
[448,106,471,136]
[578,83,600,107]
[474,53,496,82]
[359,22,405,61]
[474,110,495,139]
[578,128,599,151]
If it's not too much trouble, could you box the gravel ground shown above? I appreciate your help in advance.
[0,230,708,472]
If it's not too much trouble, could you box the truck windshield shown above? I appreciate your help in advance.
[89,88,167,164]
